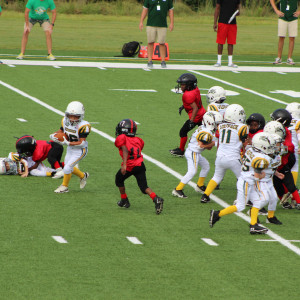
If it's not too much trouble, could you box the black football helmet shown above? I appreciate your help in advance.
[176,73,197,92]
[246,113,265,134]
[270,109,292,127]
[16,135,37,157]
[115,119,137,137]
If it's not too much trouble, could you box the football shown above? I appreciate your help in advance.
[52,131,68,142]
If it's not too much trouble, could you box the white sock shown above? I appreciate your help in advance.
[217,55,222,64]
[228,55,233,65]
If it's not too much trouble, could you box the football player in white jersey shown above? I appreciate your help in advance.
[209,132,279,234]
[50,101,91,193]
[286,102,300,185]
[0,155,28,177]
[172,111,223,198]
[206,86,229,117]
[201,104,248,203]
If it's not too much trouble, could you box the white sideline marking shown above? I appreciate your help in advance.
[188,70,288,105]
[201,238,219,246]
[1,79,300,257]
[257,239,300,242]
[16,118,27,122]
[231,71,240,74]
[52,236,68,243]
[126,236,143,245]
[109,89,157,92]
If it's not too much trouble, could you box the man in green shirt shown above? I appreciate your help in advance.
[17,0,57,61]
[0,5,2,16]
[270,0,300,65]
[139,0,174,68]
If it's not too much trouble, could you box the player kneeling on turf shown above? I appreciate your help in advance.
[50,101,91,193]
[172,111,223,198]
[115,119,164,214]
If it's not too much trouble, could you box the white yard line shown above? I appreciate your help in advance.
[126,237,143,245]
[52,236,68,243]
[201,238,219,246]
[1,76,300,256]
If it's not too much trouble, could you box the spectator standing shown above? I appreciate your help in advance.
[139,0,174,68]
[270,0,300,65]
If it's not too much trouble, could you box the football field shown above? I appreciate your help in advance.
[1,59,300,299]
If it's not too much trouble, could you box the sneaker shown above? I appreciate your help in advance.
[147,61,153,68]
[214,63,221,67]
[258,207,268,216]
[47,53,56,61]
[273,57,282,65]
[228,63,238,68]
[169,148,185,157]
[154,196,164,214]
[52,168,64,179]
[282,202,293,209]
[200,194,210,203]
[249,223,268,234]
[172,189,187,198]
[209,210,220,228]
[266,216,282,225]
[117,198,130,208]
[195,185,206,193]
[161,61,167,68]
[80,172,89,189]
[54,185,69,193]
[16,53,24,60]
[287,58,295,65]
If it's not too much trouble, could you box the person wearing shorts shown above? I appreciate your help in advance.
[270,0,300,65]
[17,0,57,61]
[139,0,174,68]
[213,0,240,68]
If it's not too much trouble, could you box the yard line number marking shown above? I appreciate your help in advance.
[126,237,143,245]
[201,238,219,246]
[52,236,68,243]
[1,77,300,256]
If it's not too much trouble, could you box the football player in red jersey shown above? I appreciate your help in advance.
[16,135,64,173]
[115,119,164,214]
[246,113,265,141]
[170,73,206,157]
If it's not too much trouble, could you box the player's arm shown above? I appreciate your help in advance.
[270,0,284,17]
[139,7,148,31]
[19,159,29,177]
[28,160,41,171]
[198,141,215,150]
[251,157,269,180]
[214,3,220,32]
[190,101,199,123]
[121,145,128,175]
[69,137,86,147]
[253,169,266,180]
[168,7,174,31]
[24,8,30,32]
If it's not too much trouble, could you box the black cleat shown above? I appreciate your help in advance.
[249,223,268,234]
[117,198,130,208]
[282,202,293,209]
[266,216,282,225]
[209,210,220,228]
[195,185,206,193]
[169,148,185,157]
[201,194,210,203]
[154,196,164,214]
[258,207,268,216]
[172,189,187,198]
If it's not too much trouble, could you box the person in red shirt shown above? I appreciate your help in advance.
[16,135,64,173]
[115,119,164,214]
[170,73,206,157]
[246,113,265,141]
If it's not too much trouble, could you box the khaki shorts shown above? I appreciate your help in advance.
[146,26,167,44]
[278,19,298,37]
[25,19,51,32]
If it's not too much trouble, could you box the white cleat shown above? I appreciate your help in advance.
[54,185,69,193]
[214,63,221,67]
[228,63,238,68]
[52,168,64,179]
[80,172,89,189]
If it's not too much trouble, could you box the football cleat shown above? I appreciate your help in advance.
[52,168,64,179]
[169,148,185,157]
[195,185,206,193]
[209,210,220,228]
[172,189,187,198]
[215,184,221,190]
[54,185,69,193]
[200,194,210,203]
[280,192,291,204]
[80,172,89,189]
[258,207,268,216]
[16,53,25,60]
[281,202,293,209]
[117,198,130,208]
[249,223,268,234]
[154,196,164,214]
[266,216,282,225]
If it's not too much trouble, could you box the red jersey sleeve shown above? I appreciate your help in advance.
[115,134,126,148]
[32,140,52,162]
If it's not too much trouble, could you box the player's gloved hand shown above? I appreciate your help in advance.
[61,136,70,146]
[188,120,196,129]
[49,134,61,144]
[178,105,184,115]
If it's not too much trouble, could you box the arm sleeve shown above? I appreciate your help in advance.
[25,0,32,9]
[115,135,126,148]
[50,0,56,10]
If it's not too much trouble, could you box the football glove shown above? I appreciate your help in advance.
[178,105,184,115]
[188,120,196,129]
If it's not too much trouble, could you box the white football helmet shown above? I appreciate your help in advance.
[206,86,226,104]
[202,111,223,132]
[263,121,286,142]
[0,158,6,175]
[252,132,274,155]
[65,101,85,125]
[269,133,282,155]
[286,102,300,119]
[224,104,246,124]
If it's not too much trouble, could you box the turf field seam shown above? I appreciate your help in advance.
[1,79,300,257]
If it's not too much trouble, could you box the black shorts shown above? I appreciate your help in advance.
[179,119,201,138]
[115,162,148,194]
[273,170,297,197]
[47,142,64,168]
